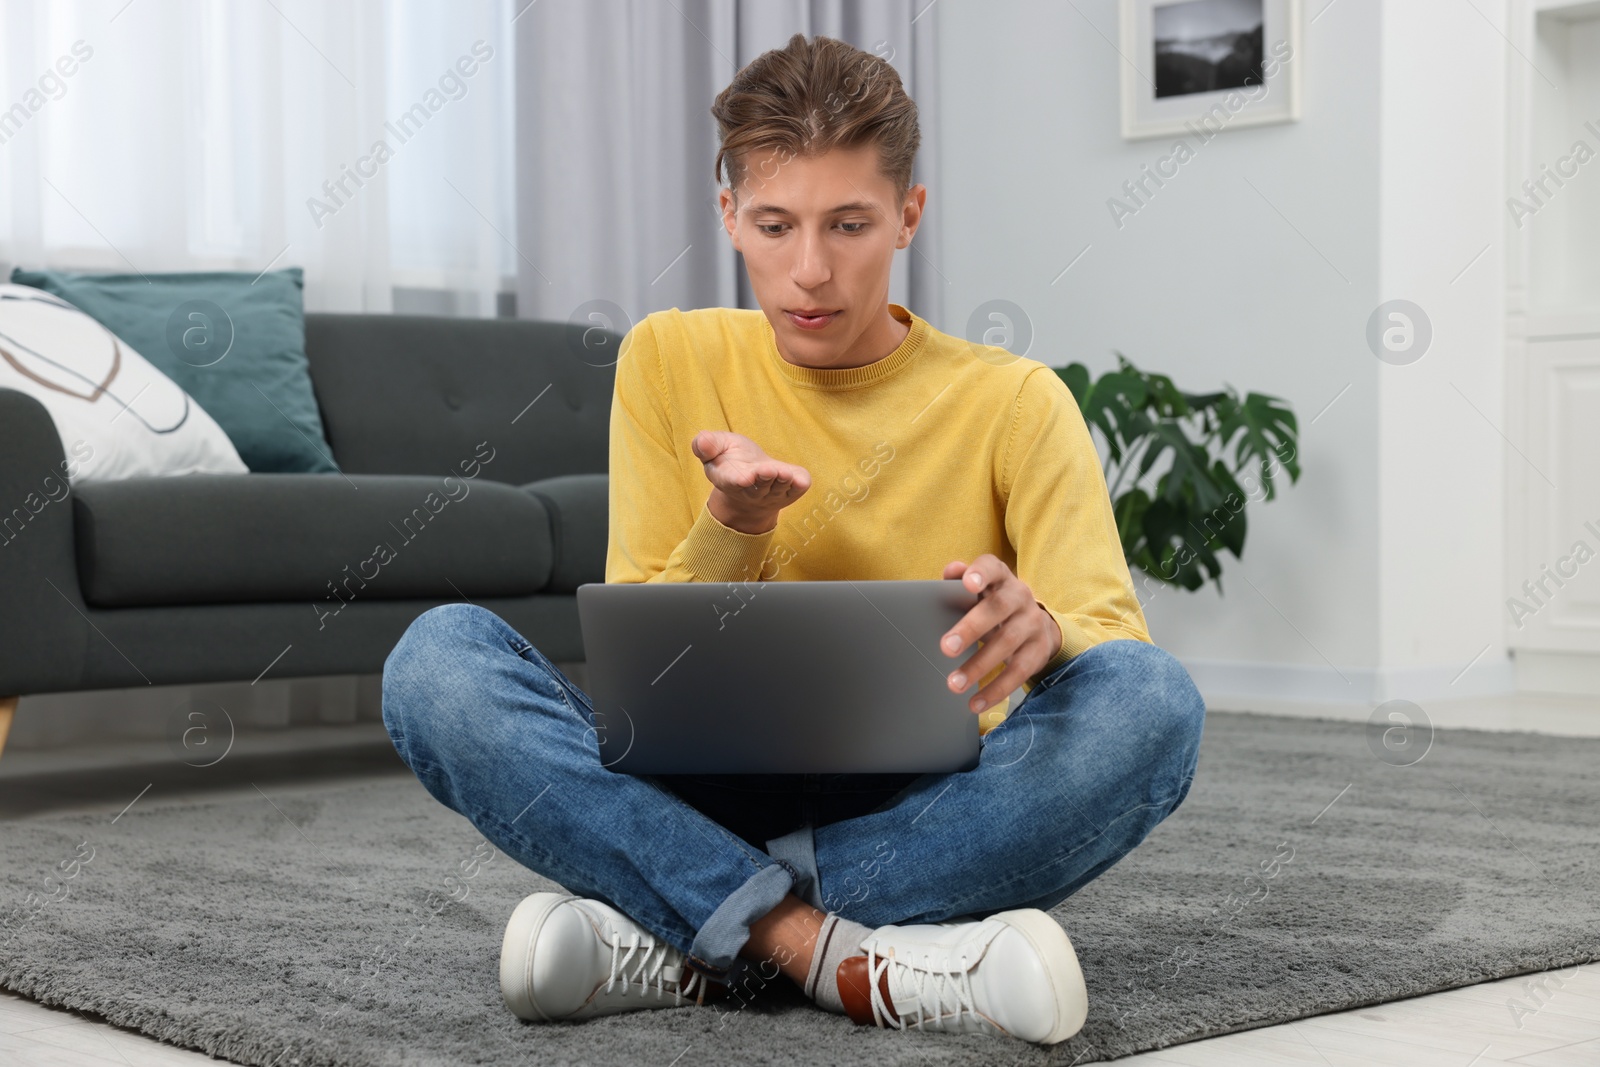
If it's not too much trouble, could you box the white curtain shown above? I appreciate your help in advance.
[0,0,517,315]
[513,0,945,333]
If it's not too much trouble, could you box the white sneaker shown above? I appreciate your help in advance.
[835,909,1088,1045]
[499,892,718,1021]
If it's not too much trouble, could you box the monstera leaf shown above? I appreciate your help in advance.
[1055,352,1300,594]
[1219,392,1300,502]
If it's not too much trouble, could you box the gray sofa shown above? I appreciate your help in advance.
[0,313,619,755]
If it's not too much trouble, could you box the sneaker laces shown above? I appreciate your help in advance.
[862,938,980,1032]
[602,930,707,1006]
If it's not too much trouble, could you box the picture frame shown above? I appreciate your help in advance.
[1119,0,1303,141]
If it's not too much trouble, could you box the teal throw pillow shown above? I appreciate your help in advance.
[9,266,338,474]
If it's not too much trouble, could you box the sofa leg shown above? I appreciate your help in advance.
[0,696,16,762]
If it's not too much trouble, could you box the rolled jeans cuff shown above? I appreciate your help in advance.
[686,861,795,985]
[765,823,825,911]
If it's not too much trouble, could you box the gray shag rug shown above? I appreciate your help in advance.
[2,710,1598,1066]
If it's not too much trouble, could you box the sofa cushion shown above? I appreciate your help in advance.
[304,313,615,485]
[522,473,608,593]
[73,473,553,609]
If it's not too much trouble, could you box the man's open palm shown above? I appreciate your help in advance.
[691,430,812,511]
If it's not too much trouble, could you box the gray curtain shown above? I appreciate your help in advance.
[513,0,944,337]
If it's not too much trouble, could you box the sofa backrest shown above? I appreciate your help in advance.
[304,313,617,485]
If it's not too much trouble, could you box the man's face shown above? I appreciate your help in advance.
[720,142,924,369]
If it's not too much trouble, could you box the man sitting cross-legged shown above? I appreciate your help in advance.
[381,32,1205,1047]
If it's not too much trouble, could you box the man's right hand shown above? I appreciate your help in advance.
[691,430,811,535]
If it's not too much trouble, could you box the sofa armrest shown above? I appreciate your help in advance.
[0,388,92,694]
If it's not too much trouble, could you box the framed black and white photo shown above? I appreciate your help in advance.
[1119,0,1302,140]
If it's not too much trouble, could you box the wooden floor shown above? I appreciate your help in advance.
[1,696,1597,1066]
[1,965,1595,1065]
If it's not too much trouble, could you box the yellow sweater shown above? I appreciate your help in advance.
[605,301,1151,729]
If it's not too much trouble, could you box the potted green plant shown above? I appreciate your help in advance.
[1056,354,1300,593]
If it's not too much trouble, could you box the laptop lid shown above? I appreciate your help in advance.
[576,579,982,774]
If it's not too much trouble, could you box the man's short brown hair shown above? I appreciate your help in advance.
[711,33,920,204]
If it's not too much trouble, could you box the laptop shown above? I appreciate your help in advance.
[575,579,983,774]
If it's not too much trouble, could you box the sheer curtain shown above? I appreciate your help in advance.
[0,0,516,315]
[0,0,520,745]
[512,0,944,333]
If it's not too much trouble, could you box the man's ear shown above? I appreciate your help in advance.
[897,183,927,250]
[719,187,742,252]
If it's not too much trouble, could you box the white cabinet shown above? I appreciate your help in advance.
[1506,1,1600,691]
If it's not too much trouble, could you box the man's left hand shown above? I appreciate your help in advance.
[940,555,1063,714]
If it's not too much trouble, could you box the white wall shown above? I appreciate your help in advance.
[1376,1,1511,695]
[935,0,1393,703]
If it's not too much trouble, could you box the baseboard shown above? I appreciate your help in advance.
[6,663,592,755]
[1515,650,1600,695]
[1179,654,1518,710]
[0,720,394,782]
[1381,657,1520,702]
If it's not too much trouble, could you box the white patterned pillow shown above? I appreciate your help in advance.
[0,284,247,481]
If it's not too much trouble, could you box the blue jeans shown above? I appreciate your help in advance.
[381,603,1205,988]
